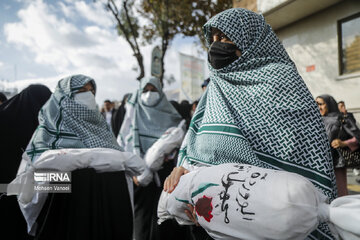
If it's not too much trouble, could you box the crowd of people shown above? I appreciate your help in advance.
[1,8,360,240]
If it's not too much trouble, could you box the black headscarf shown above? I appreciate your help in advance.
[178,101,191,129]
[318,94,340,116]
[112,93,131,138]
[169,100,180,113]
[318,94,360,141]
[0,92,7,103]
[0,84,51,183]
[0,84,51,240]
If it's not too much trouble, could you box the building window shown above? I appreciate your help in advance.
[338,12,360,75]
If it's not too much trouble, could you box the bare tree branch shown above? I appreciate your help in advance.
[107,0,144,80]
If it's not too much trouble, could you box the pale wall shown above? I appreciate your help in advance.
[275,0,360,118]
[233,0,257,11]
[257,0,288,13]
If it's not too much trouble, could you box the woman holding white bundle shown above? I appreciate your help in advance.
[164,8,339,240]
[118,77,183,240]
[10,75,144,240]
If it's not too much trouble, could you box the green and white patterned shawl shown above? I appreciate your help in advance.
[26,74,122,161]
[178,9,336,239]
[126,77,182,156]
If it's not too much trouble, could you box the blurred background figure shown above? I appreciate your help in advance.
[169,100,180,114]
[190,100,199,118]
[112,93,131,138]
[339,101,360,182]
[178,100,192,129]
[0,84,52,240]
[201,78,210,92]
[0,92,7,105]
[170,99,198,129]
[101,99,116,134]
[338,100,356,124]
[316,95,360,196]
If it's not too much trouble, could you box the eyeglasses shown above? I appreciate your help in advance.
[316,102,326,106]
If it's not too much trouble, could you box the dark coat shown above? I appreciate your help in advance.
[0,84,51,240]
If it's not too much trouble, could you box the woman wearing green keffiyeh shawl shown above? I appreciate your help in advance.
[119,77,182,156]
[26,74,122,162]
[166,8,337,240]
[16,75,136,237]
[119,76,183,240]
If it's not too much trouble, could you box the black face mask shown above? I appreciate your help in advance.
[208,41,239,69]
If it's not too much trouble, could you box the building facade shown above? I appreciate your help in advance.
[234,0,360,121]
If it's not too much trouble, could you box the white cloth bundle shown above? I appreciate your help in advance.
[7,148,145,234]
[158,163,360,240]
[136,120,186,187]
[144,120,186,171]
[8,148,145,202]
[136,167,154,187]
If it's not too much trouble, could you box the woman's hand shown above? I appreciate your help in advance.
[163,166,189,193]
[185,204,200,226]
[133,176,139,186]
[331,139,347,148]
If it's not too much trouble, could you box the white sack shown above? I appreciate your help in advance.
[7,148,145,234]
[145,120,186,171]
[158,163,360,240]
[7,148,145,203]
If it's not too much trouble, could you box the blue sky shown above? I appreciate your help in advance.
[0,0,207,103]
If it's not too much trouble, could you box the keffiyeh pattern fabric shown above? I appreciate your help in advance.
[178,9,337,239]
[125,77,182,156]
[26,74,122,161]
